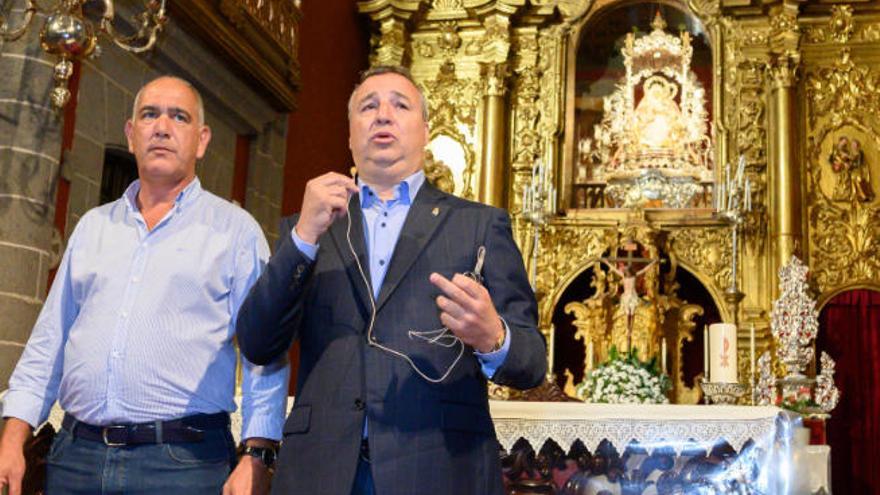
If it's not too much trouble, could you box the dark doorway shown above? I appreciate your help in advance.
[100,147,138,204]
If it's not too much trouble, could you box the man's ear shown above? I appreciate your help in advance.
[124,120,134,153]
[196,125,212,160]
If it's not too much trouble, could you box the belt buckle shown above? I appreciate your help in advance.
[102,425,128,446]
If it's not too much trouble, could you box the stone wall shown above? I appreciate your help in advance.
[0,9,62,391]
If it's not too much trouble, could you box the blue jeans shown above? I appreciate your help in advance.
[45,427,236,494]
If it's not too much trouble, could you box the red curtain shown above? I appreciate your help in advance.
[817,289,880,494]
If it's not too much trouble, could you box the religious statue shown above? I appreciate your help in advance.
[582,12,714,208]
[601,258,658,352]
[829,136,874,202]
[631,76,688,154]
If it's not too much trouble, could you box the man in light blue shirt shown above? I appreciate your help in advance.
[0,76,288,495]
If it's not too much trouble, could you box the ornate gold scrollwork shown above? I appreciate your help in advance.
[423,62,481,199]
[805,50,880,293]
[669,227,731,294]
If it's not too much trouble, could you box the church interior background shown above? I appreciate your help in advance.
[1,0,879,493]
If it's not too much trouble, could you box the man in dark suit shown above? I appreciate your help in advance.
[236,65,546,495]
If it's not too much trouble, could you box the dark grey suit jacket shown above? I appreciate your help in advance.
[237,182,546,495]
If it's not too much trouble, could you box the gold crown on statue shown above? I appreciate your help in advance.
[623,12,693,73]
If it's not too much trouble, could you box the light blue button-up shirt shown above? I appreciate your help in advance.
[291,171,510,377]
[3,178,289,440]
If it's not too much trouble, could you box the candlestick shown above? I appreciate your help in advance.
[703,326,709,380]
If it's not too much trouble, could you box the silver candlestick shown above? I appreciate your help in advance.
[717,155,751,325]
[521,159,556,289]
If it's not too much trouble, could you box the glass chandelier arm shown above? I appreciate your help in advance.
[1,0,37,41]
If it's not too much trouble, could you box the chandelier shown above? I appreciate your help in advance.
[1,0,167,109]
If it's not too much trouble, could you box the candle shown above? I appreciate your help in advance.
[735,155,745,187]
[661,338,667,373]
[709,323,739,383]
[587,340,594,371]
[548,324,555,375]
[703,326,709,380]
[744,178,752,212]
[750,324,756,382]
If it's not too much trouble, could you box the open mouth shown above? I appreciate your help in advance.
[371,132,396,144]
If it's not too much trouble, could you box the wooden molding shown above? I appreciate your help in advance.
[170,0,301,111]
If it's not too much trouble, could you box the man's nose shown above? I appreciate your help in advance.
[153,114,171,137]
[375,101,393,123]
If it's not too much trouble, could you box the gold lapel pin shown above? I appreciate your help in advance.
[432,207,439,216]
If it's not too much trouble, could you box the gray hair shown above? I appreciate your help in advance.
[132,76,205,126]
[347,65,430,123]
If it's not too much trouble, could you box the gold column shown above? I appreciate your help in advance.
[767,51,802,286]
[479,62,509,208]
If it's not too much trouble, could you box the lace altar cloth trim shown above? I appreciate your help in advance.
[489,401,783,455]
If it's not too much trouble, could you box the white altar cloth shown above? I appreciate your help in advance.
[489,400,783,454]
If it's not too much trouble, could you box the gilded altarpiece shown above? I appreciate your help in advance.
[356,0,880,403]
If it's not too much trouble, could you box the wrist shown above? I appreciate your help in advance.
[477,327,505,354]
[1,417,33,449]
[293,224,318,245]
[241,439,278,469]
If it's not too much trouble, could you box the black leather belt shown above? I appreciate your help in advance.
[62,412,230,446]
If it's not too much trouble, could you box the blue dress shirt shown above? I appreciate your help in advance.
[3,178,289,440]
[291,171,510,378]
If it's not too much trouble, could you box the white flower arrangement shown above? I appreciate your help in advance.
[575,346,671,404]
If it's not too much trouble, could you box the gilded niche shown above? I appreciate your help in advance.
[574,10,714,209]
[805,49,880,292]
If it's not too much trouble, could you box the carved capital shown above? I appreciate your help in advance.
[480,62,509,97]
[767,51,800,89]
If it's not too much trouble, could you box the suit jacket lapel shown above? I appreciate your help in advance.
[375,182,449,312]
[328,194,373,317]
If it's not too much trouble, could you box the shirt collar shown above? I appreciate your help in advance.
[123,177,203,213]
[358,170,425,208]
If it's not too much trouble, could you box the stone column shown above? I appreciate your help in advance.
[0,8,63,390]
[478,62,508,208]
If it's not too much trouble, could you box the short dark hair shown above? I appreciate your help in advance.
[347,65,430,122]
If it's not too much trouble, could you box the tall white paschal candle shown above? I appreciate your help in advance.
[709,323,738,383]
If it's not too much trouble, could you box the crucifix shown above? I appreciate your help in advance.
[600,241,661,354]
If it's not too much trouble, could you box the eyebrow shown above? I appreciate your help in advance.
[357,91,412,107]
[138,105,192,120]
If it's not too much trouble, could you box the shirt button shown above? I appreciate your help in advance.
[354,398,365,411]
[379,260,385,266]
[383,212,388,217]
[381,222,386,228]
[120,311,128,318]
